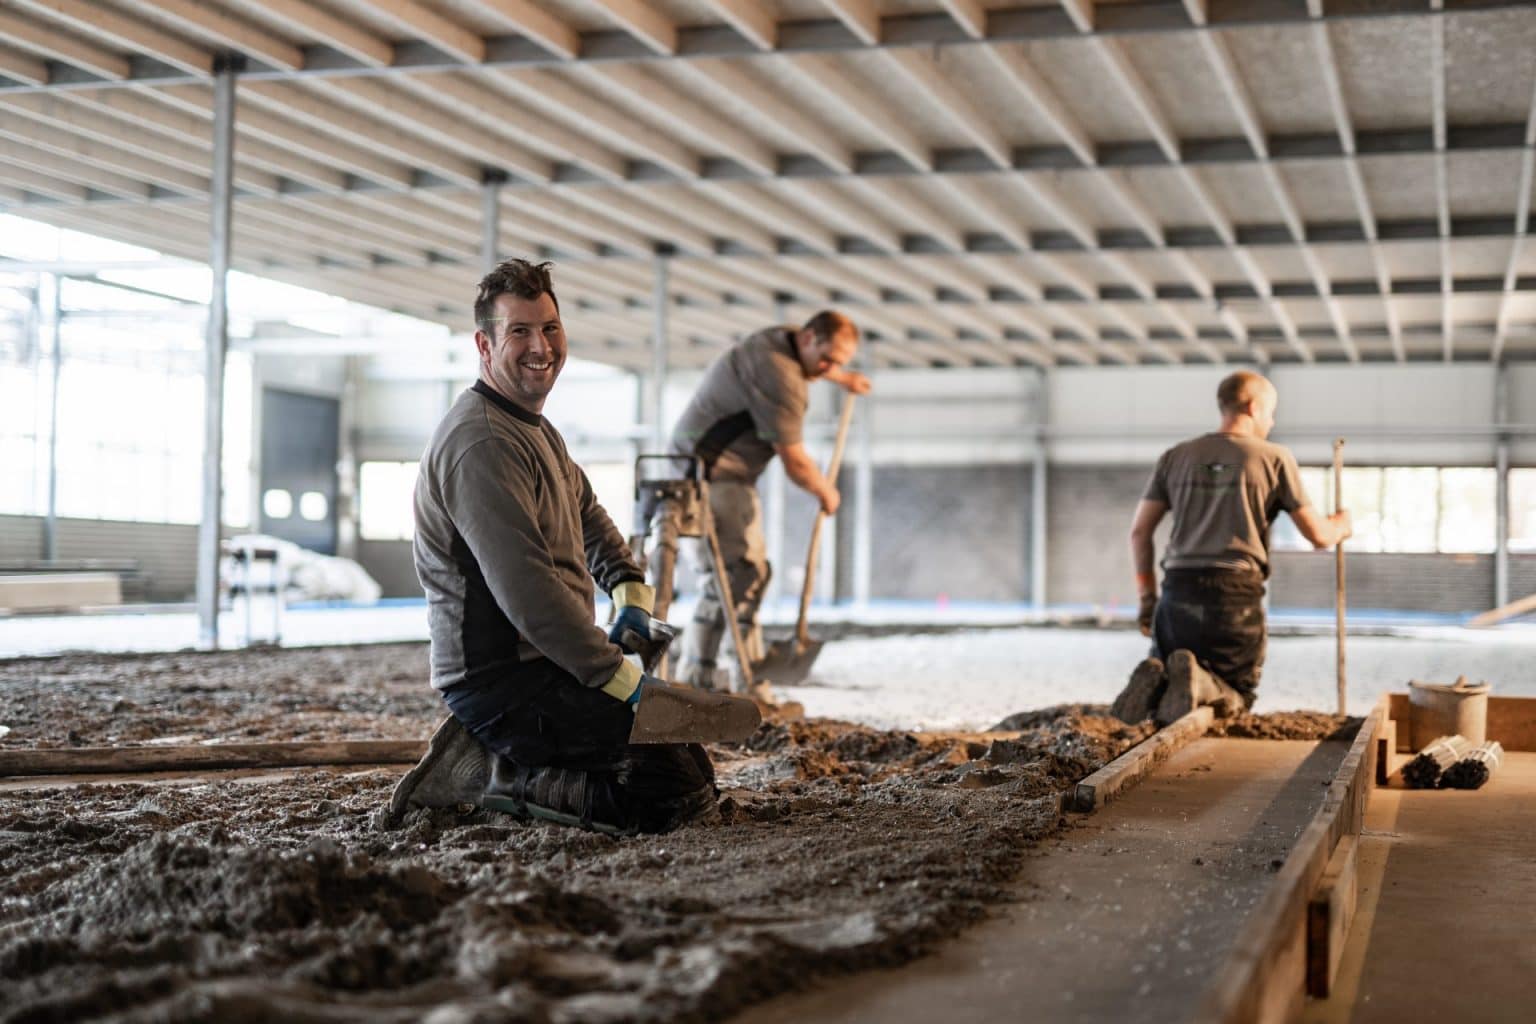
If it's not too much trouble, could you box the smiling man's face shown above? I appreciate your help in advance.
[475,291,566,413]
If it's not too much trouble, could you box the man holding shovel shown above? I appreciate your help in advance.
[669,311,870,692]
[1111,370,1353,725]
[400,259,752,835]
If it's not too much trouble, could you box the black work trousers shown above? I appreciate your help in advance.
[1152,568,1267,708]
[441,658,715,833]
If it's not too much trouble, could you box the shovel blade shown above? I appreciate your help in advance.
[629,681,762,744]
[751,638,825,685]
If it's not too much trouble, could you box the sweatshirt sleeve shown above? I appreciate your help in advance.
[574,464,647,598]
[442,438,624,690]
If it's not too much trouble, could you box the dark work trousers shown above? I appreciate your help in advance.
[1152,568,1267,708]
[441,658,716,833]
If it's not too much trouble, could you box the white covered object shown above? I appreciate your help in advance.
[223,534,382,605]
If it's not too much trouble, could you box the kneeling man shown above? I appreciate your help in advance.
[1112,371,1351,725]
[411,259,715,834]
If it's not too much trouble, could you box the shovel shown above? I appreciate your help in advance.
[753,392,858,684]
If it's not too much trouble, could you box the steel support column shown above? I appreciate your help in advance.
[1495,361,1511,609]
[649,249,670,453]
[853,379,874,607]
[40,272,61,562]
[480,172,503,271]
[1031,368,1050,611]
[196,58,239,650]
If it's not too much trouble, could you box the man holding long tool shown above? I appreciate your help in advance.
[407,259,719,834]
[1111,370,1353,725]
[668,311,870,692]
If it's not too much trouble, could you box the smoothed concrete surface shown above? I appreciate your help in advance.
[736,737,1350,1024]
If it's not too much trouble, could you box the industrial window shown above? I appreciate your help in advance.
[1510,469,1536,553]
[0,221,257,528]
[359,461,418,541]
[1272,467,1495,554]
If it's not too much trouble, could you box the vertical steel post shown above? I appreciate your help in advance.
[40,273,61,562]
[1334,439,1347,715]
[196,59,238,650]
[853,373,874,607]
[650,249,670,453]
[479,172,502,271]
[1031,368,1049,611]
[1495,362,1511,609]
[765,294,792,612]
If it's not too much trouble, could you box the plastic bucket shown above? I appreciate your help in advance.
[1408,677,1489,749]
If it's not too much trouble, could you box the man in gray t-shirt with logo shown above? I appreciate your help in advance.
[669,311,869,691]
[1111,371,1352,725]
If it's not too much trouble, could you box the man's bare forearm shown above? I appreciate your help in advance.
[1131,534,1157,594]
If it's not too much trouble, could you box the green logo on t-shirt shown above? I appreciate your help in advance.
[1194,462,1238,492]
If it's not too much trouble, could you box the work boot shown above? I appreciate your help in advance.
[1110,657,1166,724]
[1156,650,1245,725]
[481,757,635,836]
[385,716,491,825]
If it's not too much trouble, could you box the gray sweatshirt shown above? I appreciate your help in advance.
[413,380,644,692]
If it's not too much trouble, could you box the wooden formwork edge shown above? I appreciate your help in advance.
[0,740,428,777]
[1070,706,1216,814]
[1190,697,1384,1024]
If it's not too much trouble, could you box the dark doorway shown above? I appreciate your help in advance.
[259,388,339,554]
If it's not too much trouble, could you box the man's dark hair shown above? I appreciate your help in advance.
[803,309,856,343]
[1217,370,1270,415]
[474,259,558,334]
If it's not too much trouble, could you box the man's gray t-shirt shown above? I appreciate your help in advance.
[670,326,808,482]
[1143,432,1310,577]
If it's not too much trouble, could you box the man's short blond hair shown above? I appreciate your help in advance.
[1216,370,1273,415]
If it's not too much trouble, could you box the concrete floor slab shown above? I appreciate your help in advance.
[735,737,1352,1024]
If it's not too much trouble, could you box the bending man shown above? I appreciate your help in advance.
[412,259,715,834]
[669,311,869,692]
[1111,370,1352,725]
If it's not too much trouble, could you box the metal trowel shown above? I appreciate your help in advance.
[627,613,761,744]
[753,393,857,685]
[629,681,762,744]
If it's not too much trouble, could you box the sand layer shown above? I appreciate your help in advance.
[0,644,1162,1023]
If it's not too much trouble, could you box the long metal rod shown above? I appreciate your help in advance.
[650,251,670,453]
[40,273,61,562]
[1333,438,1347,716]
[195,60,238,651]
[700,487,754,694]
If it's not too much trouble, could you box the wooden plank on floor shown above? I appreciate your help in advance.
[1070,706,1214,813]
[1487,696,1536,753]
[1388,692,1411,751]
[1375,718,1396,785]
[0,739,426,776]
[1192,700,1381,1024]
[0,572,120,611]
[1307,835,1359,997]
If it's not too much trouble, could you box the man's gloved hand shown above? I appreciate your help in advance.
[624,672,662,708]
[605,580,675,672]
[599,659,660,710]
[1138,591,1158,637]
[608,606,677,672]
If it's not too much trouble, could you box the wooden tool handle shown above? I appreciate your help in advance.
[1333,438,1346,715]
[795,394,858,648]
